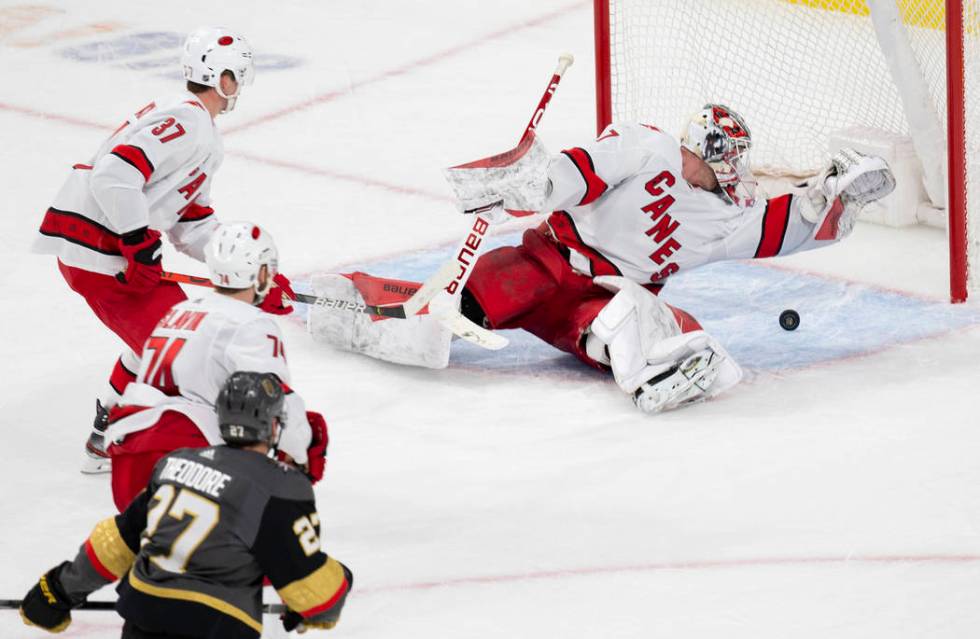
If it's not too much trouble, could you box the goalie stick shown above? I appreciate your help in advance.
[162,270,506,350]
[429,53,575,349]
[0,599,288,615]
[162,271,418,319]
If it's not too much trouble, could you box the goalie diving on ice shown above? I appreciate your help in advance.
[308,102,895,414]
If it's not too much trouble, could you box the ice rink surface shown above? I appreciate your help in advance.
[2,1,980,637]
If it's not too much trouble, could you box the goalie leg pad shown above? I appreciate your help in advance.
[589,276,741,412]
[307,274,452,369]
[629,332,742,413]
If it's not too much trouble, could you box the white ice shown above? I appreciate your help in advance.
[2,1,980,638]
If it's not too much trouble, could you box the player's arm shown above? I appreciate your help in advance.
[165,194,219,261]
[545,122,669,210]
[253,492,352,632]
[164,152,224,261]
[19,490,150,633]
[90,106,207,235]
[706,149,896,261]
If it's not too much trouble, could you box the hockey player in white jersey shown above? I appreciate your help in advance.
[310,105,895,414]
[32,27,295,473]
[103,222,326,512]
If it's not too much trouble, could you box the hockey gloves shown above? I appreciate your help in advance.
[116,227,163,292]
[259,273,296,315]
[305,411,328,484]
[20,563,77,633]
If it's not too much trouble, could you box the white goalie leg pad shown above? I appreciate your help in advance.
[307,274,452,369]
[628,331,742,413]
[589,276,742,413]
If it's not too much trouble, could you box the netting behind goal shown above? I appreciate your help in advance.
[595,0,980,299]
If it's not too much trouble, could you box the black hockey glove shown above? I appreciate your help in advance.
[20,562,77,633]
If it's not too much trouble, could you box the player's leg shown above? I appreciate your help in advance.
[59,261,187,472]
[460,226,567,329]
[83,349,141,473]
[586,276,742,413]
[107,410,209,512]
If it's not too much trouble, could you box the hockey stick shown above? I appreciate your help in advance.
[161,271,412,319]
[0,599,288,615]
[428,54,575,348]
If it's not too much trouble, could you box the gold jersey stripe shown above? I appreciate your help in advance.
[88,518,135,579]
[277,557,347,614]
[128,571,263,634]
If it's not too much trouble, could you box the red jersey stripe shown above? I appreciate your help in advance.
[561,147,608,206]
[178,202,215,222]
[547,211,621,277]
[754,194,793,258]
[301,579,349,618]
[111,144,154,182]
[814,197,845,241]
[39,208,122,255]
[83,539,118,582]
[109,357,138,395]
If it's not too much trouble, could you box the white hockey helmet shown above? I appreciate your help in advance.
[681,104,756,206]
[205,222,279,299]
[181,27,254,113]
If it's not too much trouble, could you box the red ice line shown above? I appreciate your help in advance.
[0,1,588,205]
[66,552,979,612]
[221,0,591,136]
[356,553,980,594]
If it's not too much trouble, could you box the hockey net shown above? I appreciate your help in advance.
[595,0,980,301]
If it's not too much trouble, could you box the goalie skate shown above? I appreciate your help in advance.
[632,347,724,414]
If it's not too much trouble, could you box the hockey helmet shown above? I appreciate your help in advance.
[216,371,285,447]
[204,222,279,301]
[181,27,254,112]
[681,104,756,206]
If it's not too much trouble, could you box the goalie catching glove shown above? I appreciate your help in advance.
[799,148,896,241]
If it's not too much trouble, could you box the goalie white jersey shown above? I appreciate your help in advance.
[106,292,312,464]
[543,122,835,285]
[33,92,224,276]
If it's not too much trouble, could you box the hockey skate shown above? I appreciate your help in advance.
[80,400,111,474]
[632,347,724,414]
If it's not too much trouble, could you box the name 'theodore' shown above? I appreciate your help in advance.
[158,457,232,498]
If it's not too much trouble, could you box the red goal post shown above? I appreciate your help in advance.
[594,0,977,302]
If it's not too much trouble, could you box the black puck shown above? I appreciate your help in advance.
[779,309,800,331]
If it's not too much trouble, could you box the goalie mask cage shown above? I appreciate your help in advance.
[594,0,979,302]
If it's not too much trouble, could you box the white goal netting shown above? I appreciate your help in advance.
[605,0,980,292]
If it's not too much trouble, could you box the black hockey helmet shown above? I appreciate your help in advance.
[216,371,285,447]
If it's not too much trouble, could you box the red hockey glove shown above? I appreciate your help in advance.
[305,411,328,484]
[258,273,295,315]
[115,227,162,292]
